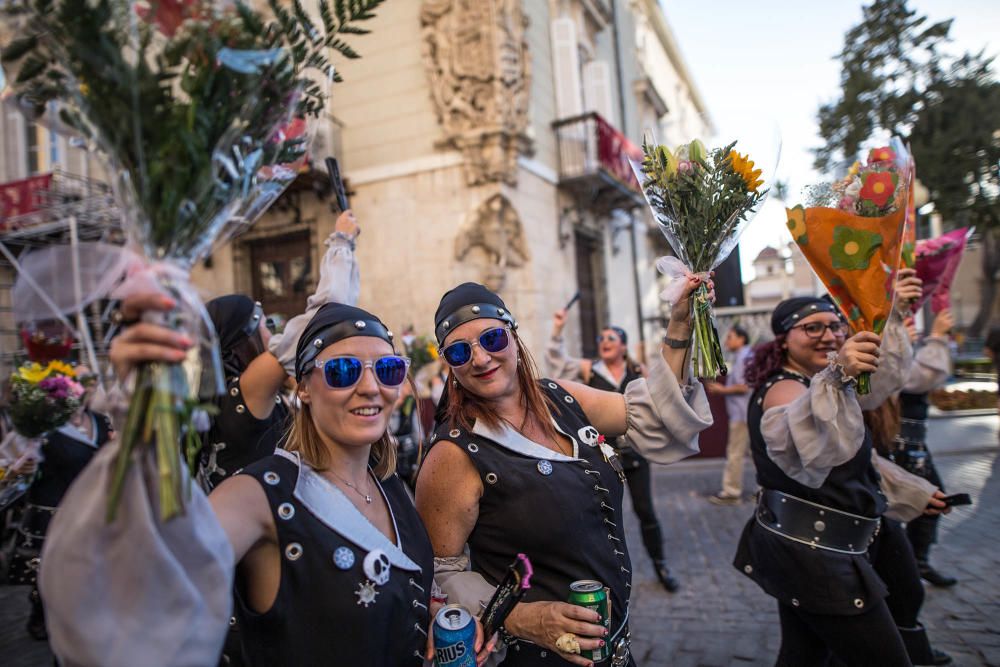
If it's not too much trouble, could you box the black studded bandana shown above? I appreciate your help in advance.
[295,303,394,381]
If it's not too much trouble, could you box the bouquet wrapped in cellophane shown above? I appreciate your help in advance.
[1,0,384,521]
[913,227,973,314]
[786,139,913,394]
[631,138,772,378]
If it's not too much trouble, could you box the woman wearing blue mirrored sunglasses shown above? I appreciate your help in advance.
[416,280,715,666]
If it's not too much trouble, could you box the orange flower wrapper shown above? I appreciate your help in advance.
[786,204,906,337]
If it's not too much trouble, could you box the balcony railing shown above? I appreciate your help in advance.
[552,112,643,212]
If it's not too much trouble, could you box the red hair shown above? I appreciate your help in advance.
[745,335,787,389]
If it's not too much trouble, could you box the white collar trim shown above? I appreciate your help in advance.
[274,449,420,571]
[591,360,623,389]
[54,413,98,448]
[471,420,581,462]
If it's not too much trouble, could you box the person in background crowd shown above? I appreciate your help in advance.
[389,377,421,491]
[40,298,492,666]
[419,279,713,665]
[896,310,958,588]
[11,365,112,641]
[546,311,681,593]
[706,325,753,505]
[734,270,951,666]
[985,327,1000,443]
[193,210,360,489]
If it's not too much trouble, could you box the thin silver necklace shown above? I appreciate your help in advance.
[329,468,373,504]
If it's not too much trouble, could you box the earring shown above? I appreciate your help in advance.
[452,379,458,387]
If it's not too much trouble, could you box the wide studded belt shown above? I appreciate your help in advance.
[755,489,880,555]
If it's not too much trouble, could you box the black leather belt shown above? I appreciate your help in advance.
[755,489,880,555]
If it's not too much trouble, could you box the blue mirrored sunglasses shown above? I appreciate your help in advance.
[439,326,511,367]
[313,355,411,389]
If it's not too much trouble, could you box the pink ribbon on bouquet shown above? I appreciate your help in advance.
[655,256,710,307]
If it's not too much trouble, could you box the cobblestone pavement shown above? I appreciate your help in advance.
[2,416,998,666]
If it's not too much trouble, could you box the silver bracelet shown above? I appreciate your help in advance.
[826,351,857,389]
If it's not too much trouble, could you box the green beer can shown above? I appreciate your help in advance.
[567,580,611,662]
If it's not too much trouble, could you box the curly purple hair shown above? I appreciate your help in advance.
[745,334,787,390]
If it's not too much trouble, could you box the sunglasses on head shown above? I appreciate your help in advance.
[439,326,511,367]
[313,355,411,389]
[790,321,848,339]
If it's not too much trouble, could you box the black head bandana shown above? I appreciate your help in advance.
[295,303,395,381]
[206,295,265,376]
[771,296,841,335]
[606,326,628,345]
[434,282,517,346]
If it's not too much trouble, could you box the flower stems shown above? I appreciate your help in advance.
[856,371,872,395]
[689,283,727,379]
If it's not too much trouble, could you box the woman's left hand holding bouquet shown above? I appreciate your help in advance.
[110,292,194,381]
[663,273,716,380]
[894,268,922,314]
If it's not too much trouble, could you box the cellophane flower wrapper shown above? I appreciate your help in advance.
[786,138,912,394]
[913,227,972,314]
[901,165,917,269]
[0,0,357,521]
[630,137,773,378]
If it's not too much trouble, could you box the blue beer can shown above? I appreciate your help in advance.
[434,603,476,667]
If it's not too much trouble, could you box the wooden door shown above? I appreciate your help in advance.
[249,231,312,319]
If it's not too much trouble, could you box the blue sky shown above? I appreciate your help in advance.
[661,0,1000,280]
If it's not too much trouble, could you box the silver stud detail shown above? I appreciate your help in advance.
[537,460,553,476]
[387,330,393,339]
[548,382,558,389]
[449,429,461,438]
[744,564,753,574]
[235,404,246,414]
[467,443,479,453]
[793,314,799,319]
[498,309,505,316]
[781,498,787,503]
[814,521,826,532]
[355,320,366,329]
[278,503,295,520]
[443,321,450,329]
[263,471,280,486]
[854,598,864,609]
[313,338,323,348]
[471,306,481,314]
[229,616,237,627]
[229,387,239,397]
[486,472,498,485]
[564,395,574,403]
[791,598,800,607]
[285,542,303,561]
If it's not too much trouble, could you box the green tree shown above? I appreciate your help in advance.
[815,0,1000,335]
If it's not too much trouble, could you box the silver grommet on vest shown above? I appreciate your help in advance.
[814,520,826,532]
[548,382,557,389]
[854,598,864,608]
[235,404,246,414]
[486,472,498,485]
[263,471,280,486]
[449,429,461,438]
[467,443,479,453]
[791,598,800,607]
[744,564,753,574]
[229,387,239,397]
[285,542,303,561]
[278,503,295,520]
[229,616,236,626]
[564,395,574,403]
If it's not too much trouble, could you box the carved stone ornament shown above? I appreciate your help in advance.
[421,0,533,186]
[455,194,530,291]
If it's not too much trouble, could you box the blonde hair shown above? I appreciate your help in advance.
[283,381,409,482]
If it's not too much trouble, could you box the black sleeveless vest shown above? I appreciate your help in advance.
[235,450,434,666]
[733,371,890,616]
[585,360,642,394]
[429,381,634,666]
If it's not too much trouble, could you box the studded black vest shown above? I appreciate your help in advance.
[234,450,434,666]
[429,381,633,665]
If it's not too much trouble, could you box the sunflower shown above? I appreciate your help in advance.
[728,150,764,192]
[17,362,51,384]
[46,360,77,377]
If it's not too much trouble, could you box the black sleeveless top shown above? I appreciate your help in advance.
[28,411,113,508]
[585,361,642,394]
[899,391,929,421]
[429,381,633,666]
[733,371,889,615]
[203,376,290,488]
[235,450,434,666]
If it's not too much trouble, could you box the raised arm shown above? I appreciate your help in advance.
[902,310,953,394]
[545,308,591,381]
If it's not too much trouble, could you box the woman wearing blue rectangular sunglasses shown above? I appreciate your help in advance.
[417,280,715,666]
[39,299,493,666]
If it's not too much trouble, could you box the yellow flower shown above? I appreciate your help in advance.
[847,161,861,177]
[46,360,76,377]
[729,150,764,192]
[17,362,51,384]
[428,343,439,360]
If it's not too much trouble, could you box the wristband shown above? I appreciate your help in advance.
[663,335,691,349]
